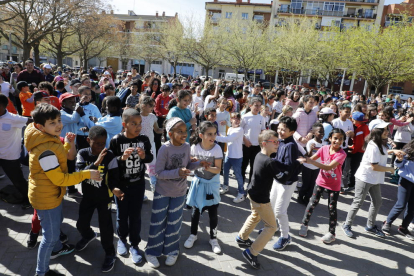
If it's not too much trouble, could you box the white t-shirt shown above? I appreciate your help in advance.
[216,109,231,136]
[272,101,283,113]
[140,113,157,142]
[355,141,388,185]
[204,95,217,110]
[192,94,204,115]
[240,112,266,146]
[191,143,223,180]
[215,127,244,158]
[0,111,27,160]
[394,123,414,143]
[303,139,325,170]
[0,82,14,98]
[332,118,353,149]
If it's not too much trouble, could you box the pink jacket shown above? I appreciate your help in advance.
[285,99,300,113]
[292,107,318,147]
[390,118,410,134]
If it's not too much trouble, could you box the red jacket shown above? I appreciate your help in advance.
[350,123,369,154]
[155,94,170,117]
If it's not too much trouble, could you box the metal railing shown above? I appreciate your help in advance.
[277,8,376,18]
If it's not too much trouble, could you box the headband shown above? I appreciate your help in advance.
[166,117,184,133]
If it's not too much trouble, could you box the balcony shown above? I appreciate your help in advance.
[277,8,376,19]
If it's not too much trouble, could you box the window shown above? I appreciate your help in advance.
[280,4,289,12]
[291,0,303,14]
[211,12,221,22]
[2,45,8,50]
[225,12,232,19]
[75,61,79,66]
[365,9,373,18]
[323,2,344,11]
[253,15,264,22]
[242,13,248,19]
[151,60,162,65]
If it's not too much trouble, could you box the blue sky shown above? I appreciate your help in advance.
[111,0,402,18]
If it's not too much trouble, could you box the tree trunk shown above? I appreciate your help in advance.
[33,43,40,66]
[83,52,88,68]
[23,43,31,62]
[56,50,64,68]
[204,66,211,78]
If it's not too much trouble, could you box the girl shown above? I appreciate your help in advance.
[223,85,236,113]
[166,90,196,143]
[298,123,325,206]
[299,128,347,244]
[144,118,209,268]
[216,98,231,140]
[367,104,378,123]
[271,90,285,119]
[203,81,220,110]
[342,123,396,238]
[136,96,164,192]
[330,104,339,118]
[285,90,300,113]
[403,97,412,110]
[382,139,414,240]
[319,107,336,142]
[184,121,223,254]
[260,105,271,129]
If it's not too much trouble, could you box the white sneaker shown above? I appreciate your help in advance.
[143,194,148,202]
[165,254,179,266]
[184,234,197,249]
[408,223,414,232]
[145,253,160,268]
[219,186,229,195]
[209,239,221,254]
[233,193,246,203]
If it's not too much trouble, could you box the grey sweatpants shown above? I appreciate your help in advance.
[344,178,382,227]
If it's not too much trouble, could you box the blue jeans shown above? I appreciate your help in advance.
[36,203,64,276]
[223,156,244,194]
[387,177,414,228]
[145,192,185,257]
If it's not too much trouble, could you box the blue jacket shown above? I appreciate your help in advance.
[95,114,123,148]
[76,102,102,136]
[60,108,81,138]
[275,135,301,185]
[395,158,414,183]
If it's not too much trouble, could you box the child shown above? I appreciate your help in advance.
[260,105,271,129]
[270,116,301,250]
[298,123,325,206]
[241,98,267,185]
[299,128,347,244]
[343,111,370,193]
[100,83,115,115]
[391,114,414,166]
[237,130,304,269]
[25,104,100,276]
[136,96,164,192]
[216,112,244,202]
[94,96,123,148]
[76,85,102,150]
[204,107,219,132]
[17,81,34,117]
[154,84,171,152]
[184,121,223,254]
[216,98,231,139]
[109,108,153,264]
[319,107,335,142]
[342,122,396,239]
[144,118,209,268]
[75,126,119,272]
[382,139,414,240]
[272,90,285,119]
[125,81,140,108]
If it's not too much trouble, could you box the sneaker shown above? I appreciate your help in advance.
[299,224,308,237]
[129,246,143,264]
[27,231,39,249]
[236,236,253,247]
[398,226,414,241]
[273,235,291,251]
[50,243,75,259]
[382,221,391,236]
[184,234,197,249]
[75,232,97,251]
[321,232,336,244]
[117,239,128,256]
[242,248,260,269]
[342,187,355,193]
[165,254,179,266]
[145,253,160,268]
[0,174,5,179]
[35,270,65,276]
[297,196,307,206]
[365,225,385,238]
[233,193,246,203]
[209,239,221,254]
[101,255,116,273]
[342,223,353,238]
[67,191,83,198]
[408,223,414,233]
[59,231,68,244]
[143,194,148,202]
[111,203,117,213]
[219,185,229,195]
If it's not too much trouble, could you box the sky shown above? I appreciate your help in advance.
[110,0,402,18]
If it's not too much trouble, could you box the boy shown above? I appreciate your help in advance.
[125,81,140,108]
[332,104,354,190]
[270,116,301,251]
[154,84,170,152]
[204,107,219,134]
[34,91,51,106]
[237,129,304,269]
[76,85,101,150]
[75,126,119,272]
[241,98,267,187]
[109,108,153,264]
[17,81,34,117]
[25,104,100,276]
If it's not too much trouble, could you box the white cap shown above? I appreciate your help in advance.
[104,71,110,75]
[373,121,391,130]
[44,64,52,69]
[127,72,132,76]
[319,107,336,115]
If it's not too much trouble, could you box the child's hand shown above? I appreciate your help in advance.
[89,170,102,181]
[297,156,307,164]
[95,148,107,166]
[76,106,84,114]
[89,116,98,123]
[310,143,316,151]
[191,157,198,162]
[113,188,125,201]
[178,167,191,177]
[199,161,211,169]
[65,132,76,143]
[220,121,227,126]
[136,147,145,159]
[121,147,135,161]
[190,117,196,125]
[306,132,313,140]
[80,127,89,133]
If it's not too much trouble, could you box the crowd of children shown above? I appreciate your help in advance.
[1,62,414,274]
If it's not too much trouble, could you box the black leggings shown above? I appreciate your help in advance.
[191,204,219,239]
[302,185,340,234]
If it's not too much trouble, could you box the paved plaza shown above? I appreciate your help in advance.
[0,165,413,276]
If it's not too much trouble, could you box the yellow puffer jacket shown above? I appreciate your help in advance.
[25,123,90,210]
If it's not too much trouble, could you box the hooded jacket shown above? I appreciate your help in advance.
[25,123,90,210]
[292,107,318,147]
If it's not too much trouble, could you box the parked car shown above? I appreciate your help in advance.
[262,82,275,90]
[92,66,105,74]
